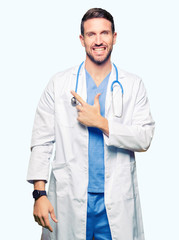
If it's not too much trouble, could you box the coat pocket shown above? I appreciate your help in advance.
[56,98,78,128]
[115,161,138,200]
[51,162,69,198]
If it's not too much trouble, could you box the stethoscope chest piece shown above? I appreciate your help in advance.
[71,96,78,106]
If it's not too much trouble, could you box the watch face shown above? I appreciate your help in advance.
[33,190,46,200]
[33,190,39,199]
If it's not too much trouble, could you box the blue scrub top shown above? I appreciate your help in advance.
[86,70,111,193]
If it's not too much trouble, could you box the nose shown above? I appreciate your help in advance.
[95,34,103,45]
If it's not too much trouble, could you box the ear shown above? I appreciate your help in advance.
[113,32,117,45]
[79,34,85,47]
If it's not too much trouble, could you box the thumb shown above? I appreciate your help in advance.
[94,93,101,106]
[50,208,58,223]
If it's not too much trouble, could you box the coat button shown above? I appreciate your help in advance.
[107,205,111,210]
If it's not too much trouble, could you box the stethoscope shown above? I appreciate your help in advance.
[71,61,124,117]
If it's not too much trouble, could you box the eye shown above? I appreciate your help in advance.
[87,32,95,37]
[102,31,109,35]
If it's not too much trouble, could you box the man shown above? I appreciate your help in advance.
[27,8,155,240]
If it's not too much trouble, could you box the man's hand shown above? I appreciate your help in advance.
[71,90,109,135]
[33,196,58,232]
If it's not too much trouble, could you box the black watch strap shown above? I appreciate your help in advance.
[32,190,47,201]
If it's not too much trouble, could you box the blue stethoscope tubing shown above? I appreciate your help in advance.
[71,61,124,117]
[75,61,123,94]
[110,63,124,94]
[75,61,84,93]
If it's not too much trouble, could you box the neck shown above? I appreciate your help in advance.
[85,57,112,86]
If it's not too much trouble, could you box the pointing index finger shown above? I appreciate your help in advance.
[71,90,86,106]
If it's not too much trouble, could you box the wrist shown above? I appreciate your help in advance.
[34,180,45,191]
[32,190,47,201]
[97,116,109,136]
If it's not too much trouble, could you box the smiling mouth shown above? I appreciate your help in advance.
[93,47,106,51]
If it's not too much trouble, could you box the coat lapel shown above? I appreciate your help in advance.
[72,63,87,102]
[105,64,115,116]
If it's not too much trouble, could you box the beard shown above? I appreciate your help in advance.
[86,46,113,65]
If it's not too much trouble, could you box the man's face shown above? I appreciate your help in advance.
[80,18,117,65]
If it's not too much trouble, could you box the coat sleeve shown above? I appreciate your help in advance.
[104,80,155,152]
[27,79,55,183]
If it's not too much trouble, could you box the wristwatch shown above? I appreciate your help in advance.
[32,190,47,201]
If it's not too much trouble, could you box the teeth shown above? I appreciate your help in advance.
[94,48,105,51]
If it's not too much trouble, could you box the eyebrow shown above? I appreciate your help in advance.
[85,30,111,35]
[85,31,95,35]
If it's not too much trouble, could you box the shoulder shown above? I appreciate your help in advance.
[51,65,78,82]
[118,68,142,84]
[118,67,145,90]
[45,65,78,91]
[116,67,147,98]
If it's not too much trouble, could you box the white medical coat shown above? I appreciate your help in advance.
[27,64,155,240]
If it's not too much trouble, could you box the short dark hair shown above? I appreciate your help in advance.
[81,8,115,36]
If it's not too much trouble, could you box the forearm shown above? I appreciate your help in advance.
[104,118,155,152]
[34,180,46,190]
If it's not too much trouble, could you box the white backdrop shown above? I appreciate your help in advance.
[0,0,178,239]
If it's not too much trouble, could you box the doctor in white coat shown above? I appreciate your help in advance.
[27,8,155,240]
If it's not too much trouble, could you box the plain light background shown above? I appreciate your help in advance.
[0,0,178,239]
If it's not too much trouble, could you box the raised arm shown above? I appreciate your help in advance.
[104,80,155,152]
